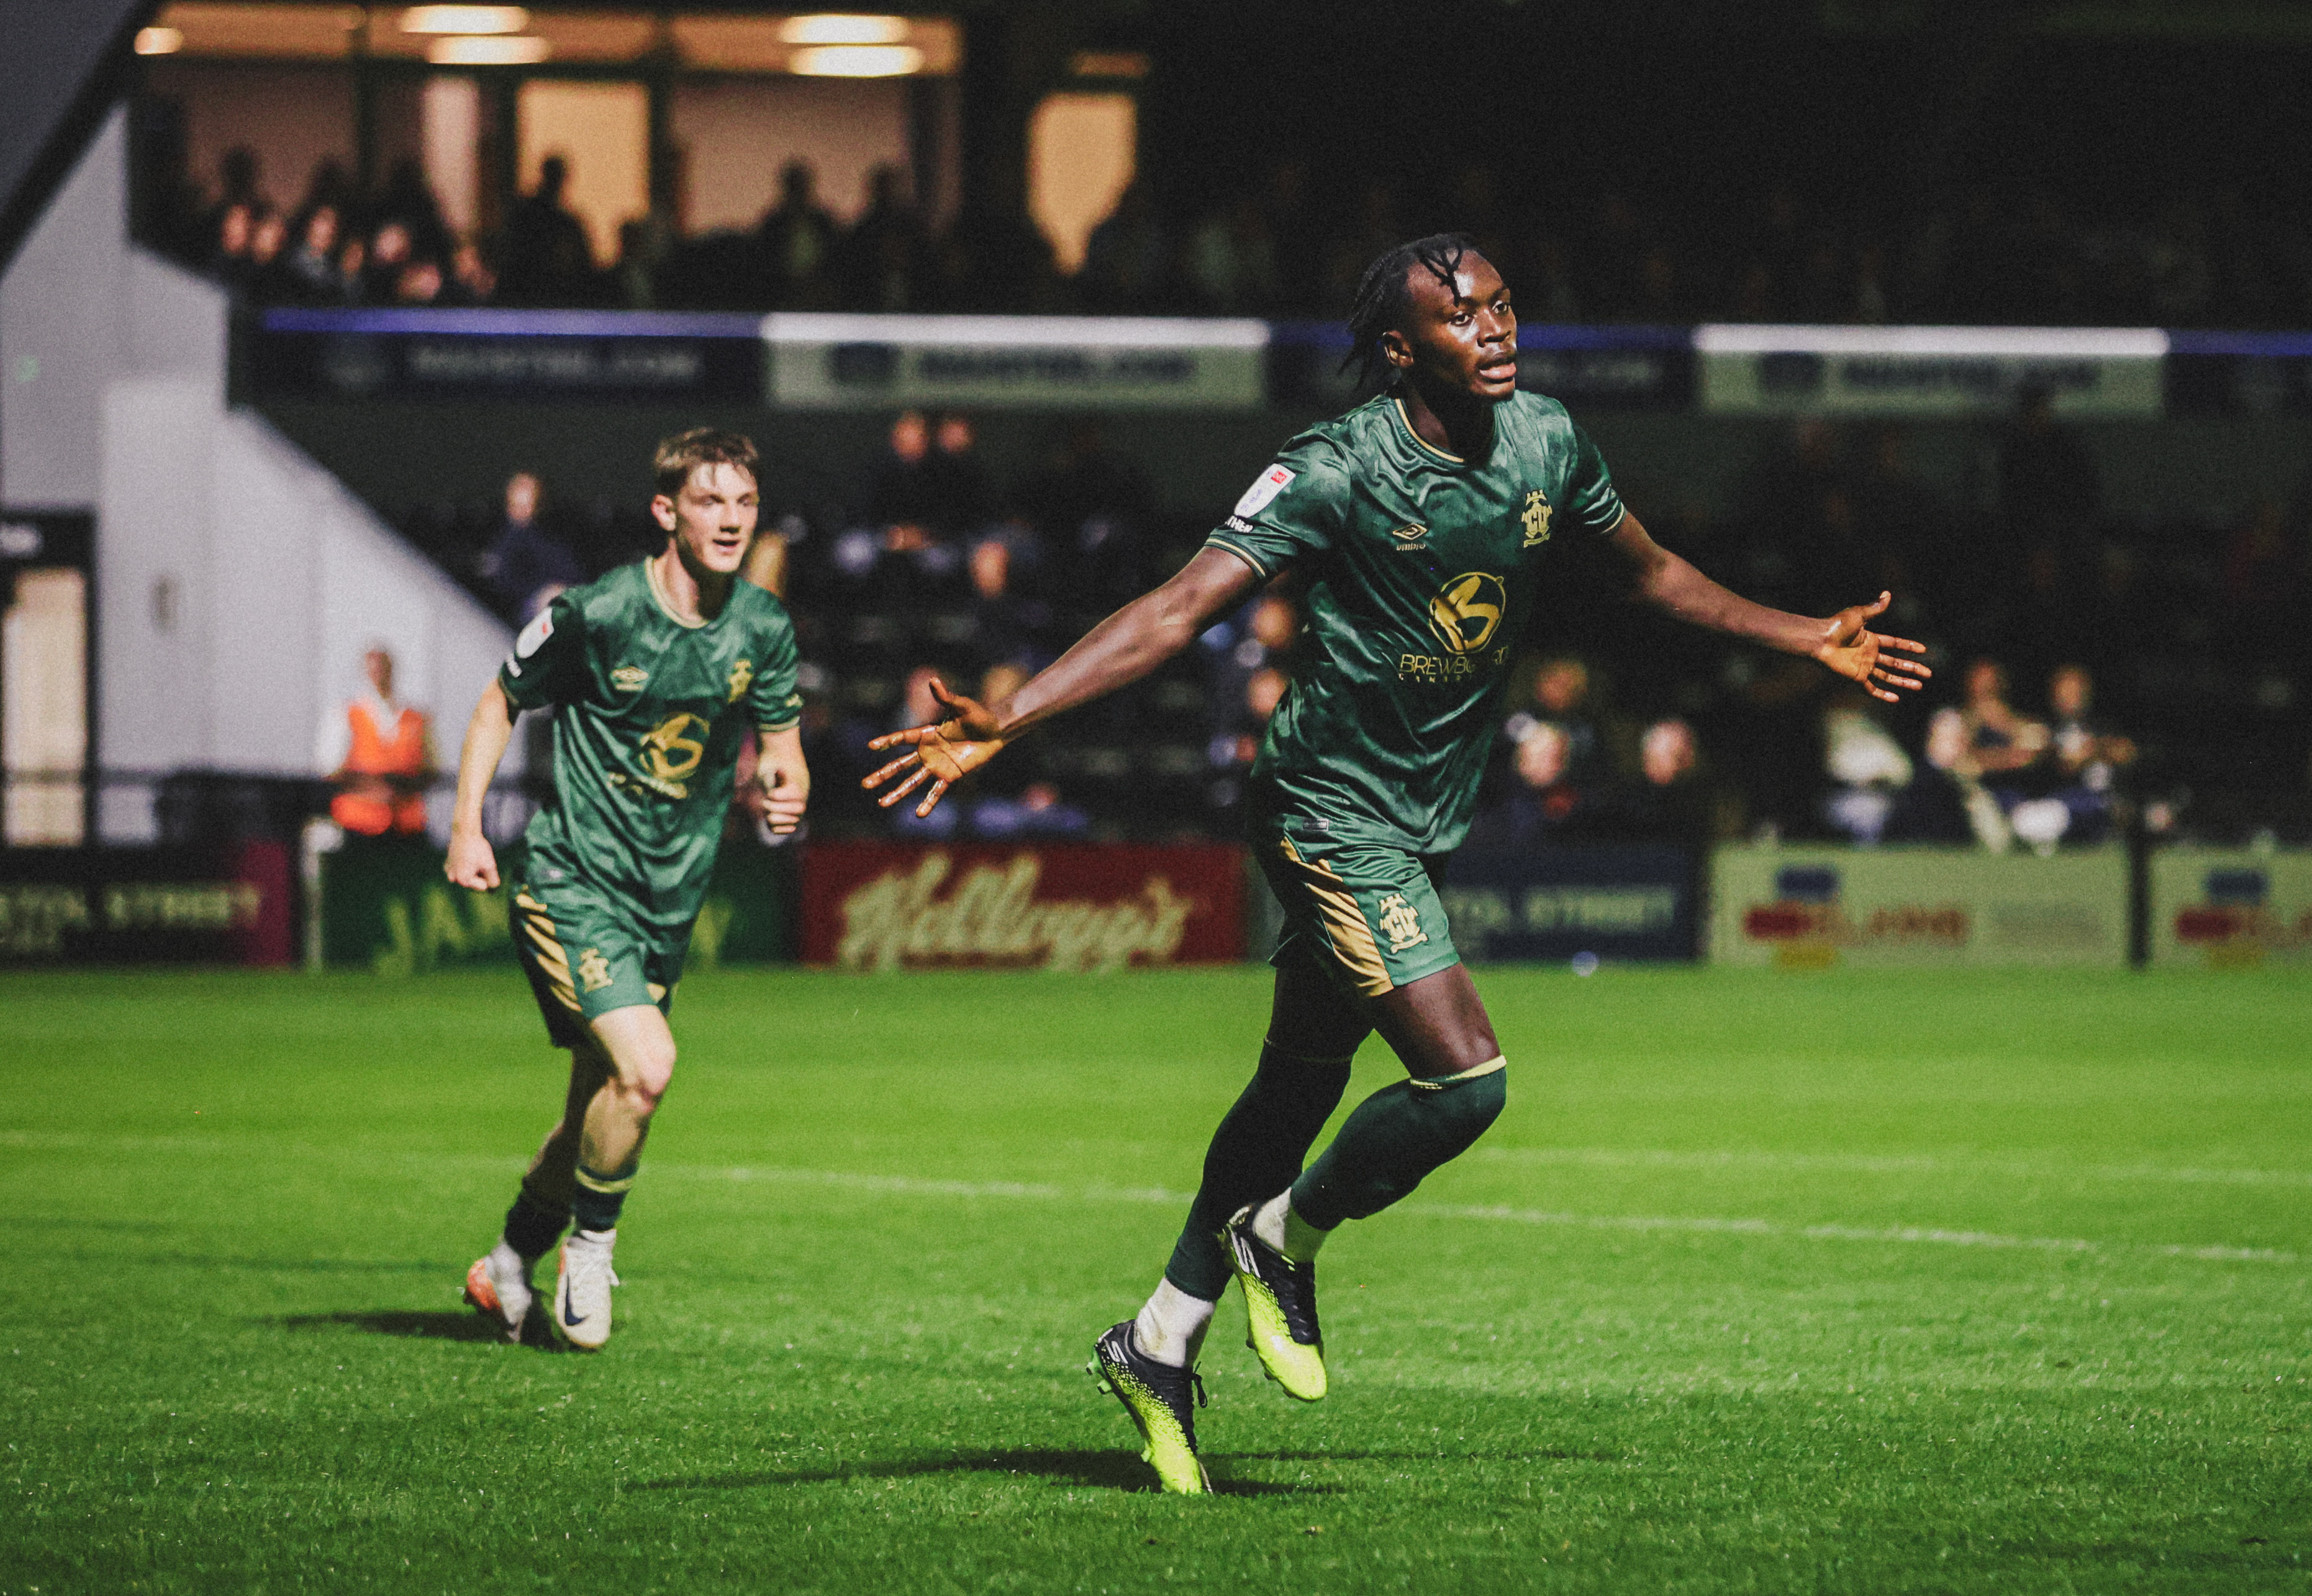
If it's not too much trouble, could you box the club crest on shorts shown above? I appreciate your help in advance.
[1376,892,1428,953]
[576,947,614,992]
[1234,463,1296,519]
[1521,489,1553,548]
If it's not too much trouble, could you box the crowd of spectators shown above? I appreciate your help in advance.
[156,141,2312,328]
[392,392,2312,851]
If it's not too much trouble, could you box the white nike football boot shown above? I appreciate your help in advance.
[463,1244,535,1344]
[552,1229,620,1350]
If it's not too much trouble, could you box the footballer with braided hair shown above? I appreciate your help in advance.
[865,235,1929,1491]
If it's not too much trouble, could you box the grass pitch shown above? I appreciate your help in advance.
[6,963,2312,1594]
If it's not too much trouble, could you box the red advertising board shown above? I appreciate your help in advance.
[800,843,1246,971]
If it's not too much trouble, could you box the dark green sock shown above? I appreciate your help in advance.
[1289,1064,1507,1230]
[571,1161,637,1234]
[1164,1043,1354,1300]
[502,1182,569,1263]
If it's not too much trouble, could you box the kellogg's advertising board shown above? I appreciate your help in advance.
[800,843,1246,972]
[1711,846,2128,968]
[2149,848,2312,968]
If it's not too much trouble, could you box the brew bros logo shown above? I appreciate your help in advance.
[1427,571,1506,654]
[635,712,708,796]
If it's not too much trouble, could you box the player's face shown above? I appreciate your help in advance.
[655,462,759,576]
[1390,253,1518,404]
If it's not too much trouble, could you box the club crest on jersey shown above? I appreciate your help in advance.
[1376,893,1428,953]
[576,947,614,993]
[1521,489,1553,548]
[611,664,649,691]
[1427,571,1507,654]
[727,658,753,702]
[1234,463,1295,519]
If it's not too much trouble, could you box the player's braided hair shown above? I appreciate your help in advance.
[1341,232,1479,392]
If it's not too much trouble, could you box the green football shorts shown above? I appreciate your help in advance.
[1251,823,1461,999]
[508,876,682,1049]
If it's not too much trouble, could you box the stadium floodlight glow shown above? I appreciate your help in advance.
[789,42,923,75]
[778,14,909,45]
[427,32,550,62]
[401,6,529,34]
[134,25,184,53]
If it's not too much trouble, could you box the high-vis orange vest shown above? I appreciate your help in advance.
[332,700,430,835]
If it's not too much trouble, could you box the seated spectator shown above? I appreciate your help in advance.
[1616,717,1711,841]
[966,526,1053,671]
[479,471,583,622]
[932,413,994,533]
[1203,590,1299,756]
[280,204,348,303]
[966,664,1089,840]
[831,411,966,602]
[209,200,259,291]
[1820,691,1914,845]
[2039,662,2136,845]
[1924,660,2047,850]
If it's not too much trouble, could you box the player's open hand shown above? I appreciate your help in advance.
[863,676,1008,818]
[445,827,499,891]
[1816,592,1931,704]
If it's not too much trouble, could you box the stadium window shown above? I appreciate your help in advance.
[517,79,650,266]
[1029,91,1135,276]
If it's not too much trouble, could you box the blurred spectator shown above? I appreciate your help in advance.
[2040,663,2136,844]
[279,204,348,303]
[758,161,840,309]
[1820,692,1915,844]
[479,471,583,622]
[841,164,925,312]
[1082,181,1171,309]
[966,527,1052,671]
[317,645,436,842]
[209,200,259,291]
[931,413,995,533]
[966,663,1089,839]
[363,219,415,303]
[1616,717,1711,841]
[1925,658,2050,849]
[1205,592,1299,769]
[499,155,595,305]
[887,666,960,838]
[1023,420,1153,615]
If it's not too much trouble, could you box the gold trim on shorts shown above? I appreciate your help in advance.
[514,888,583,1014]
[1276,838,1393,999]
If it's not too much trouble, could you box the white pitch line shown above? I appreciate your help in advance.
[1474,1145,2312,1190]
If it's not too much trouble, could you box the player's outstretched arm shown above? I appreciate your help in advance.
[1605,512,1931,704]
[445,680,517,891]
[755,723,810,834]
[864,546,1262,817]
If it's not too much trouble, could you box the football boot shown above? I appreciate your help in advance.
[1089,1320,1210,1495]
[1224,1205,1326,1400]
[463,1248,533,1344]
[551,1230,620,1351]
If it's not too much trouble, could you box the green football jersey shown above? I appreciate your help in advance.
[1206,390,1626,855]
[497,560,801,936]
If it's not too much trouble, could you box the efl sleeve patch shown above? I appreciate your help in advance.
[514,608,555,660]
[1233,463,1297,520]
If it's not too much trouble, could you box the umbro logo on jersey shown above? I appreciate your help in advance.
[1389,522,1431,551]
[612,665,649,691]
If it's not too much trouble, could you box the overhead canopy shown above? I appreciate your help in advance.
[0,0,161,273]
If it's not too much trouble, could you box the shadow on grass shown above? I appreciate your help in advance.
[270,1309,558,1348]
[1235,1448,1624,1465]
[632,1448,1339,1497]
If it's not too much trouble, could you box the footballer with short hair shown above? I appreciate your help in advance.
[864,235,1928,1490]
[446,426,809,1348]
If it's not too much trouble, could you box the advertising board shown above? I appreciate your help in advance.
[0,842,290,965]
[250,308,767,402]
[764,314,1267,410]
[799,843,1245,971]
[1439,845,1699,963]
[2148,847,2312,968]
[1695,325,2167,419]
[1711,845,2128,968]
[319,837,797,973]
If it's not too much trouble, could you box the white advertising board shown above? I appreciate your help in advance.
[1695,325,2167,419]
[762,314,1268,410]
[1710,846,2129,968]
[2149,848,2312,968]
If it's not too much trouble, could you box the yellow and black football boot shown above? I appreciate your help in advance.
[1223,1206,1326,1400]
[1090,1320,1211,1494]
